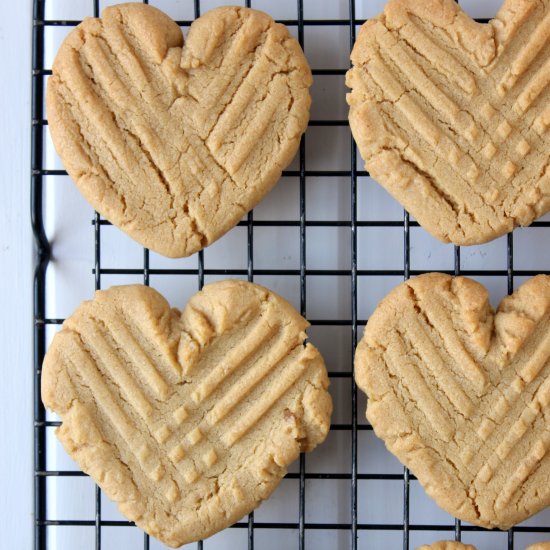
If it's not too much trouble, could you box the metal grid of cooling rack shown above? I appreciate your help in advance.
[32,0,550,549]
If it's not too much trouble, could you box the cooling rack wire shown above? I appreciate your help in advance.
[32,0,550,548]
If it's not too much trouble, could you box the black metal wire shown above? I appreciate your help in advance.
[191,0,204,547]
[32,1,48,548]
[297,2,307,548]
[32,517,550,533]
[454,242,462,547]
[506,233,515,550]
[402,210,411,550]
[348,2,359,550]
[32,17,495,27]
[89,5,103,548]
[245,4,255,548]
[31,1,550,549]
[452,9,462,540]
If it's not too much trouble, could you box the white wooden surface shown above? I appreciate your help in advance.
[0,0,33,548]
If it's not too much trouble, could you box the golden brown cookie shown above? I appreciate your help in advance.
[42,281,331,546]
[47,4,311,257]
[526,544,550,550]
[355,273,550,529]
[347,0,550,245]
[416,542,476,550]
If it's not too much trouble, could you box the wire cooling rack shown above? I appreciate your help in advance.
[32,0,550,548]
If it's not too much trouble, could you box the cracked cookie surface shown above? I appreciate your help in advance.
[47,3,311,257]
[355,273,550,529]
[347,0,550,245]
[42,281,331,546]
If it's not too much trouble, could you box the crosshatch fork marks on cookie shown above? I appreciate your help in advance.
[41,281,332,547]
[355,273,550,531]
[347,0,550,246]
[46,3,312,258]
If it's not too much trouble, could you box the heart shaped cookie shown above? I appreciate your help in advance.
[47,4,311,257]
[347,0,550,245]
[355,273,550,529]
[42,281,331,546]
